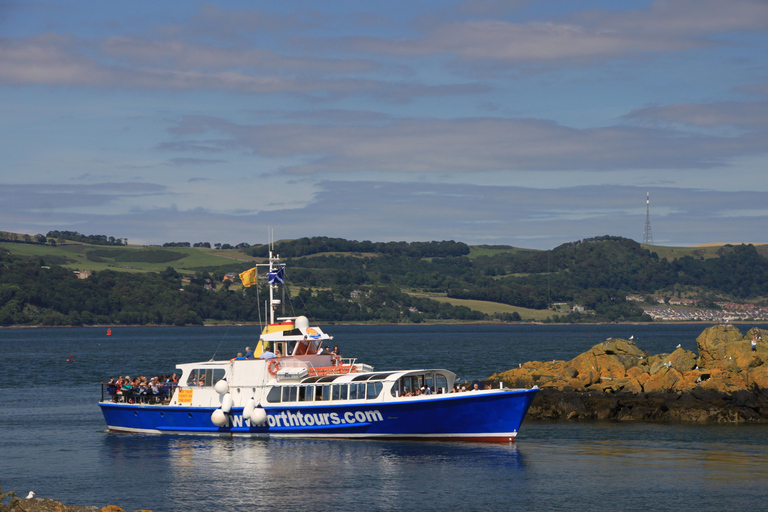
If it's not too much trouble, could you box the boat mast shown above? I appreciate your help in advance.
[268,248,280,325]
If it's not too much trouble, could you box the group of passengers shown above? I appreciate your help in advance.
[105,374,178,403]
[451,383,491,393]
[234,344,341,360]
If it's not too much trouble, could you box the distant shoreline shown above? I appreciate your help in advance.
[3,320,767,329]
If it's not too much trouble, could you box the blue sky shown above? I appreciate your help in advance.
[1,0,767,249]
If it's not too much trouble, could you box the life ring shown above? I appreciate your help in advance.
[331,355,342,366]
[268,359,280,375]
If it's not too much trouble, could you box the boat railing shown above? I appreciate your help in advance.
[101,382,177,405]
[299,357,359,377]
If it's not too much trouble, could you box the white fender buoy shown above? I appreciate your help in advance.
[221,392,233,413]
[214,378,229,394]
[211,408,228,427]
[243,397,256,420]
[250,406,267,426]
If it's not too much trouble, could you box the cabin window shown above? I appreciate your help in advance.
[266,387,282,403]
[294,340,310,356]
[367,382,383,399]
[300,386,315,401]
[186,368,224,387]
[331,384,348,401]
[349,383,365,400]
[282,386,298,402]
[435,374,448,393]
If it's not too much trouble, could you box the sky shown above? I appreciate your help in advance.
[1,0,767,250]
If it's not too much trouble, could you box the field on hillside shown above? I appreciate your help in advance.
[409,293,551,321]
[467,245,537,259]
[0,242,253,273]
[641,244,723,261]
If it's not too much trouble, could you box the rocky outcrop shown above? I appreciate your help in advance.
[488,324,768,423]
[4,497,151,512]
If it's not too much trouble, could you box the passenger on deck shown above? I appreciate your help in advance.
[260,346,276,359]
[245,346,254,359]
[317,346,324,355]
[120,377,134,399]
[332,345,340,356]
[275,349,282,357]
[107,377,118,401]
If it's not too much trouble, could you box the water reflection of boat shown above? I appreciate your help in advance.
[99,250,538,442]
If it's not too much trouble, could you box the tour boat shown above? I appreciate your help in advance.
[98,251,539,442]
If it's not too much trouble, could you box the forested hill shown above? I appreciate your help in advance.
[1,235,768,326]
[248,237,470,258]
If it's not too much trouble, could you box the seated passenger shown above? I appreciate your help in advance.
[260,347,276,359]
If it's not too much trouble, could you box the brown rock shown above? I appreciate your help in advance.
[569,352,600,386]
[667,348,698,372]
[748,366,768,390]
[648,354,670,374]
[643,367,682,393]
[696,324,744,368]
[594,354,627,379]
[700,378,744,394]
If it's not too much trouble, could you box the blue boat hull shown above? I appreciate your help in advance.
[99,388,538,442]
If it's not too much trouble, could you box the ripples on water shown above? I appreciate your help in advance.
[2,324,768,511]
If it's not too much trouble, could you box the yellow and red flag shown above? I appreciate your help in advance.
[239,267,258,287]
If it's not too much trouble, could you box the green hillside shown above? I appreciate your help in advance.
[0,242,253,274]
[2,231,768,327]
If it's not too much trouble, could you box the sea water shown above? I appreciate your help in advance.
[2,324,768,511]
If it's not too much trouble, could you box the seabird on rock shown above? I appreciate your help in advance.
[629,335,634,340]
[676,344,682,348]
[25,491,35,499]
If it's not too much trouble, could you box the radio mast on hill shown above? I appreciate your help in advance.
[643,192,654,245]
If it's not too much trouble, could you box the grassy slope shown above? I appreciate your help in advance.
[0,242,250,273]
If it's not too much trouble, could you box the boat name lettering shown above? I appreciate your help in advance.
[262,409,383,427]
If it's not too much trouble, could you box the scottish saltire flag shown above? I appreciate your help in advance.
[239,267,258,287]
[267,267,285,284]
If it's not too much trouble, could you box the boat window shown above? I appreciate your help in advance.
[321,385,331,401]
[266,387,282,403]
[282,386,297,402]
[318,375,341,383]
[301,376,322,384]
[425,374,434,391]
[436,374,448,393]
[294,339,310,356]
[186,368,224,387]
[349,383,365,400]
[300,385,314,401]
[367,373,394,381]
[351,375,370,382]
[331,384,347,401]
[367,381,383,399]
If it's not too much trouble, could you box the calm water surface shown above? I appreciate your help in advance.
[2,324,768,511]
